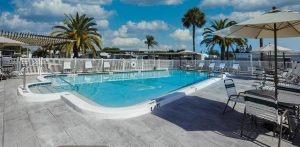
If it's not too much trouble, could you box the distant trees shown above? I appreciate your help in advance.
[101,47,121,53]
[32,48,49,58]
[208,49,220,57]
[182,7,206,52]
[144,35,158,51]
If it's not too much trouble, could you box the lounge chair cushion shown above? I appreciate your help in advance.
[85,61,93,69]
[63,62,71,70]
[104,62,110,68]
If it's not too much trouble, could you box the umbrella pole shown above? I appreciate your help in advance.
[268,52,272,70]
[283,52,285,69]
[180,55,181,69]
[274,24,278,98]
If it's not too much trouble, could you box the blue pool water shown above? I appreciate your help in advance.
[39,70,211,107]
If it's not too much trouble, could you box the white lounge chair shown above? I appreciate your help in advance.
[215,63,226,72]
[84,61,93,72]
[197,62,205,71]
[63,61,72,73]
[185,64,194,70]
[103,62,111,72]
[232,63,240,74]
[208,62,215,71]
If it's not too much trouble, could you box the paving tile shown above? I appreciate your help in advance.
[2,76,300,147]
[66,124,106,145]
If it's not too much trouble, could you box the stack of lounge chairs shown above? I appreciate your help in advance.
[231,63,240,74]
[194,62,243,74]
[214,63,226,73]
[254,62,300,90]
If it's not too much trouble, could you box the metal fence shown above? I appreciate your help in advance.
[2,57,293,76]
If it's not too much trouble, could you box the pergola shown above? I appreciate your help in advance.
[0,30,74,46]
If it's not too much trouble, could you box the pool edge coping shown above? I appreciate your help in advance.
[17,72,223,119]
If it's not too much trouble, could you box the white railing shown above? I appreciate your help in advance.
[13,58,292,75]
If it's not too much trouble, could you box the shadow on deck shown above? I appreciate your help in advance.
[152,95,300,147]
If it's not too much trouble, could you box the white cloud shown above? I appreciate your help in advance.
[1,0,114,34]
[0,12,53,33]
[160,44,173,50]
[96,20,109,28]
[111,37,143,47]
[212,11,263,22]
[170,29,192,41]
[22,0,114,19]
[127,20,168,31]
[113,25,129,37]
[113,20,168,37]
[120,0,183,6]
[200,0,229,7]
[62,0,112,5]
[176,44,187,49]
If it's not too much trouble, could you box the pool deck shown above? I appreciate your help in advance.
[1,76,300,147]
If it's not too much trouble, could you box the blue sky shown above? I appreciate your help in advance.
[1,0,300,52]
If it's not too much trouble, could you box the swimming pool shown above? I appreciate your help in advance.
[30,70,212,107]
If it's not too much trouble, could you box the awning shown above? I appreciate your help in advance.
[0,30,74,46]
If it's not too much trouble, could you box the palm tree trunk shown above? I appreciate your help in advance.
[260,38,264,61]
[73,44,79,58]
[192,25,195,52]
[148,45,150,59]
[221,47,225,60]
[233,49,236,60]
[226,47,229,60]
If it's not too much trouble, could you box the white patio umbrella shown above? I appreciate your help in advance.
[251,43,292,53]
[214,7,300,98]
[0,36,27,56]
[0,36,26,71]
[0,36,26,47]
[252,43,293,69]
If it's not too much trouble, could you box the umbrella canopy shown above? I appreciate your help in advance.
[251,43,292,53]
[214,10,300,38]
[0,36,27,47]
[214,7,300,98]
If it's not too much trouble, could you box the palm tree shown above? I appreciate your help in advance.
[144,35,158,58]
[51,12,102,58]
[200,19,247,60]
[182,7,206,52]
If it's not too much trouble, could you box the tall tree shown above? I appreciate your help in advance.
[144,35,158,58]
[182,7,206,52]
[51,12,102,58]
[200,19,247,60]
